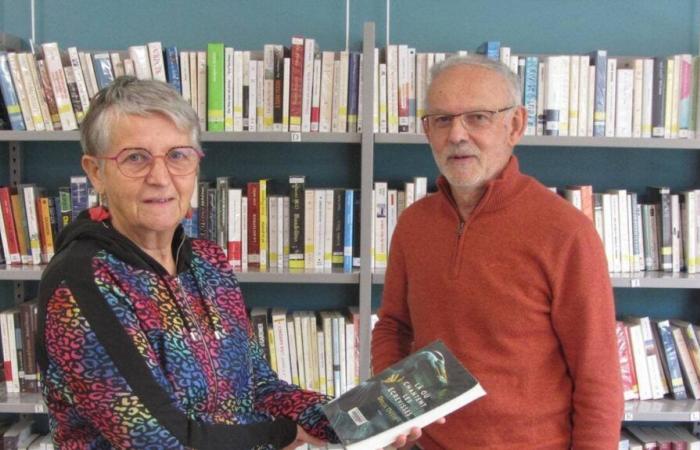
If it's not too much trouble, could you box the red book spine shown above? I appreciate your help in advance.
[247,182,260,266]
[0,187,20,264]
[288,37,304,132]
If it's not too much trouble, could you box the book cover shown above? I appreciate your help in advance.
[322,340,485,450]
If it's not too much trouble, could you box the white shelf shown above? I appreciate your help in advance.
[372,270,700,289]
[374,133,700,149]
[0,264,359,283]
[0,130,361,144]
[0,392,46,414]
[624,399,700,422]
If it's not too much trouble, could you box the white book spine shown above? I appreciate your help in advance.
[374,182,388,269]
[379,62,388,133]
[317,329,326,395]
[387,189,397,252]
[684,191,696,273]
[536,62,545,136]
[605,58,617,137]
[188,52,198,111]
[256,60,264,131]
[79,52,99,99]
[319,51,335,133]
[641,58,654,138]
[147,42,166,82]
[313,189,326,270]
[67,47,91,118]
[615,68,634,138]
[310,56,321,132]
[387,46,399,133]
[397,45,409,133]
[283,196,290,269]
[670,54,681,138]
[373,48,380,133]
[41,43,77,130]
[128,45,152,80]
[248,59,258,132]
[301,38,315,133]
[282,56,291,132]
[586,65,595,137]
[123,58,136,77]
[568,54,579,136]
[345,320,356,391]
[271,310,292,383]
[22,186,41,265]
[26,53,53,130]
[304,189,315,269]
[672,194,682,273]
[277,197,284,270]
[632,59,644,138]
[577,55,589,137]
[337,51,349,132]
[16,53,45,131]
[241,197,248,269]
[196,51,207,131]
[331,60,342,132]
[628,324,653,400]
[6,53,35,131]
[323,189,333,269]
[228,189,242,268]
[110,52,125,78]
[407,47,416,133]
[224,48,235,132]
[557,55,570,136]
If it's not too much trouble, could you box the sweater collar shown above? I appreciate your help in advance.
[436,155,527,216]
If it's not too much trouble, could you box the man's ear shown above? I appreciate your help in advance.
[81,155,105,195]
[507,106,527,146]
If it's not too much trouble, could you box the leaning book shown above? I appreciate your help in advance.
[322,340,486,450]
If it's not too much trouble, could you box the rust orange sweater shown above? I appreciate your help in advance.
[372,157,622,449]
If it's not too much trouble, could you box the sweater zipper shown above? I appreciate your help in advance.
[450,220,466,279]
[173,238,220,416]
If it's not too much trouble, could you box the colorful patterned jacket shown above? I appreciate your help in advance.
[37,208,337,449]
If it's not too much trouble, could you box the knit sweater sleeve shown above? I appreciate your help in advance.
[371,223,414,373]
[550,225,623,449]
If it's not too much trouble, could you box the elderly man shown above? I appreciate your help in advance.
[372,55,622,449]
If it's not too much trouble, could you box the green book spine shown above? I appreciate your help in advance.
[207,42,225,131]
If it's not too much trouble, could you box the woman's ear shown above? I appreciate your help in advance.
[81,155,105,195]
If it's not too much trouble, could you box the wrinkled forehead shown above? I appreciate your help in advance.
[427,66,512,110]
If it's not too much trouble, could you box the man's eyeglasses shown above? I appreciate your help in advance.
[421,105,516,132]
[96,146,204,178]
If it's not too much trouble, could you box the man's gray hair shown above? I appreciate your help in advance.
[427,54,522,109]
[80,76,201,157]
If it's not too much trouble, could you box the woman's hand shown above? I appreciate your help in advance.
[387,417,446,449]
[281,425,326,450]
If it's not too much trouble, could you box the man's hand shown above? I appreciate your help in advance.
[281,425,326,450]
[386,417,447,449]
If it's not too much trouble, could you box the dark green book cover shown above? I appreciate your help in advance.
[322,340,485,449]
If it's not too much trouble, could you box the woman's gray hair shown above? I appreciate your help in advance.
[427,54,522,108]
[80,76,201,157]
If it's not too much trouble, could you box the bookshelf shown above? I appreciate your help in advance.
[0,0,698,434]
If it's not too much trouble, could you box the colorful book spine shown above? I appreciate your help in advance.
[207,42,225,131]
[164,46,182,94]
[0,52,25,130]
[343,189,354,272]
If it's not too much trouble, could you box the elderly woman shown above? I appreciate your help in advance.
[35,76,335,449]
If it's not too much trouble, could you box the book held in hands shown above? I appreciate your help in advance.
[322,340,485,450]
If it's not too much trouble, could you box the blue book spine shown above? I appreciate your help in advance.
[656,320,688,400]
[476,41,500,61]
[347,51,361,133]
[70,178,89,221]
[523,56,539,134]
[589,50,607,137]
[165,46,182,95]
[343,189,354,272]
[0,52,26,130]
[92,54,115,90]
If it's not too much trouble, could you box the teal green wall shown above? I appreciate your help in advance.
[2,0,700,318]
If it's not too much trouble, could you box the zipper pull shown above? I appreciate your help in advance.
[456,221,465,237]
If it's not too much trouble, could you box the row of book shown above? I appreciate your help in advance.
[374,42,700,139]
[617,318,700,402]
[0,37,365,134]
[250,306,367,398]
[184,177,364,272]
[561,186,700,274]
[621,425,700,450]
[0,176,92,267]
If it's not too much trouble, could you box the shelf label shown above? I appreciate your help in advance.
[690,411,700,421]
[623,412,634,421]
[34,404,44,413]
[291,132,302,142]
[630,279,641,288]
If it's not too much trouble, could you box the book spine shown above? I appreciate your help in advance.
[6,52,36,131]
[289,37,304,132]
[224,47,234,132]
[301,38,315,132]
[91,53,115,90]
[232,50,244,132]
[207,43,225,132]
[346,51,361,133]
[590,50,607,137]
[332,189,345,267]
[652,57,667,138]
[288,176,305,269]
[147,42,166,82]
[42,43,77,130]
[164,46,182,94]
[259,179,268,270]
[343,189,354,272]
[272,45,284,131]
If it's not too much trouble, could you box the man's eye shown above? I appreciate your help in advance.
[468,113,490,122]
[123,152,149,163]
[433,116,453,126]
